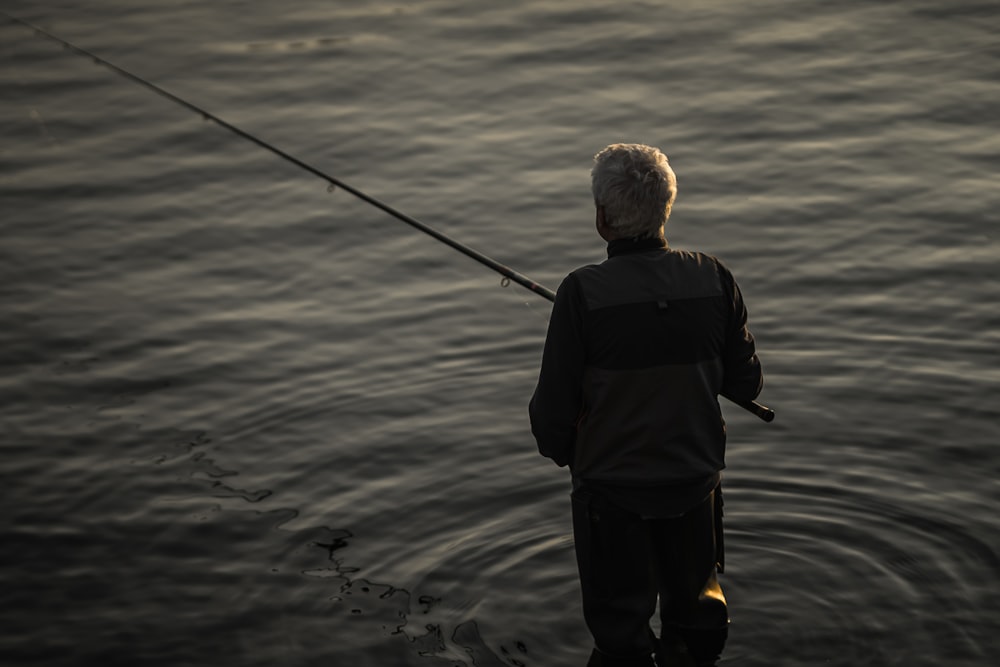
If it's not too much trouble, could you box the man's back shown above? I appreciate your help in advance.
[530,236,761,484]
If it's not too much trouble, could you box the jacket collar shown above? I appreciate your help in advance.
[607,236,668,258]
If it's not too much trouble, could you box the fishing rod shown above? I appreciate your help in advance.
[4,13,774,423]
[2,12,554,302]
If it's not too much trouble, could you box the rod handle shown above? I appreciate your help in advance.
[730,398,775,422]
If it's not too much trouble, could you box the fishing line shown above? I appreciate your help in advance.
[3,12,774,423]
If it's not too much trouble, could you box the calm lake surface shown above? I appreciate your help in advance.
[2,2,998,665]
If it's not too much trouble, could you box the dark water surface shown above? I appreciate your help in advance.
[2,1,998,665]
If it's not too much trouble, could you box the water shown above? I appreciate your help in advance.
[2,1,998,665]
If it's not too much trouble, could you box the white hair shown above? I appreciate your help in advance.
[591,143,677,239]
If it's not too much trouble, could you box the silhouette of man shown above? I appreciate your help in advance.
[530,144,763,667]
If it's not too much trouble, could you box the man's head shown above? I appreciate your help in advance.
[591,143,677,240]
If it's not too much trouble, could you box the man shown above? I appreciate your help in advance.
[529,144,763,667]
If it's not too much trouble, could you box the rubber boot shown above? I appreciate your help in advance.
[586,646,657,667]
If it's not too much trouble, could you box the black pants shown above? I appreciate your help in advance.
[571,485,728,667]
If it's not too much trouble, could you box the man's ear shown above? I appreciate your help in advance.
[595,205,614,241]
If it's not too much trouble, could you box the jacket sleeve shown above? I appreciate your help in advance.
[528,272,586,467]
[717,261,764,403]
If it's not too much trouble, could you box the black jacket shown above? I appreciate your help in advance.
[529,236,762,485]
